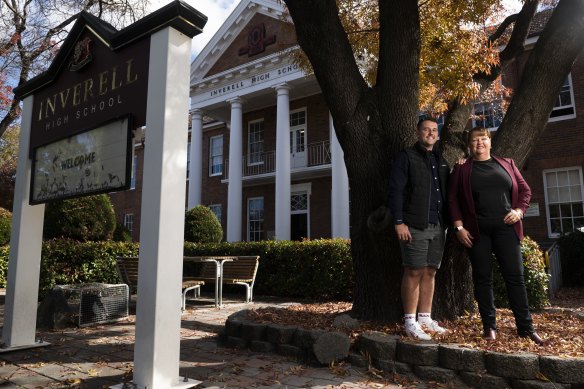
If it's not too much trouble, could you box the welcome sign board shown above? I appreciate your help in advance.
[30,116,132,204]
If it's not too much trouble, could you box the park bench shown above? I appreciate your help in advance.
[115,256,205,311]
[188,255,259,303]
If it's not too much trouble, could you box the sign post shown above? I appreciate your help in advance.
[4,2,207,388]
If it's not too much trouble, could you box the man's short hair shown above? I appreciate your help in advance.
[417,117,439,131]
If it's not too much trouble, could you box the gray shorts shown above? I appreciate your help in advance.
[399,223,446,269]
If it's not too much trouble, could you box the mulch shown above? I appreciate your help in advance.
[248,287,584,357]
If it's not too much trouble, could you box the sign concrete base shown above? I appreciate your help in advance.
[111,377,201,389]
[0,340,50,353]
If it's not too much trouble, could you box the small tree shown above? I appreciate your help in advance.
[43,194,116,241]
[184,206,223,243]
[0,207,11,245]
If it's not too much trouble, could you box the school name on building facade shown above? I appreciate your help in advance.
[207,63,300,99]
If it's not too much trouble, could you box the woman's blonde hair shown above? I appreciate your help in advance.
[466,126,492,146]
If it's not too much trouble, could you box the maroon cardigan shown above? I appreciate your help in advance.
[447,155,531,241]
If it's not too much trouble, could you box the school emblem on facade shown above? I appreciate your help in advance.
[239,23,275,57]
[69,37,93,71]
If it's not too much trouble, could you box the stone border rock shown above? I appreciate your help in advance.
[223,310,584,387]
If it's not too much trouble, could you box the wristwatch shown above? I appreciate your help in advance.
[455,225,464,232]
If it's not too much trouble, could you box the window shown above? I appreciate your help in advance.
[208,204,222,223]
[187,142,191,180]
[130,156,137,190]
[543,167,584,237]
[472,101,502,130]
[124,213,134,234]
[209,135,223,176]
[549,74,576,122]
[248,197,264,242]
[248,120,264,165]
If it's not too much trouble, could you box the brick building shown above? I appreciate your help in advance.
[110,2,583,247]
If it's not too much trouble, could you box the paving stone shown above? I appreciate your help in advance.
[512,379,571,388]
[460,371,510,389]
[396,340,439,366]
[250,340,275,353]
[485,351,540,380]
[312,331,350,365]
[413,365,458,383]
[540,355,584,384]
[265,323,297,344]
[241,322,267,341]
[357,331,399,361]
[439,343,486,372]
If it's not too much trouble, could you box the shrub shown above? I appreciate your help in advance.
[113,222,132,242]
[43,194,116,241]
[493,236,550,309]
[184,205,223,243]
[184,238,354,300]
[0,207,11,245]
[558,230,584,286]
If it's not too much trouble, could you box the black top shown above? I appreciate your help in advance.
[471,158,512,218]
[428,152,443,225]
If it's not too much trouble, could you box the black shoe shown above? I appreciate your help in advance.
[519,331,546,346]
[482,328,496,341]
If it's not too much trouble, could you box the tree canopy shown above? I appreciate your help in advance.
[0,0,150,139]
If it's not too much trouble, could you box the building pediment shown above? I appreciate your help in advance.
[190,0,295,85]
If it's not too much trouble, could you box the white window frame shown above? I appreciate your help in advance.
[549,74,576,122]
[472,101,503,131]
[209,135,223,177]
[124,213,134,234]
[208,204,222,224]
[247,197,264,242]
[290,182,311,239]
[247,119,264,166]
[542,166,584,238]
[289,108,307,154]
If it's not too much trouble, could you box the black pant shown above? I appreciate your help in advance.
[468,217,534,334]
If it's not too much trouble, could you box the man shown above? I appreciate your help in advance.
[388,118,450,340]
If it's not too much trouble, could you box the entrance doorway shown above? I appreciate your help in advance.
[290,190,309,241]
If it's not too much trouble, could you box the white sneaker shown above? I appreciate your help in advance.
[420,319,447,334]
[404,322,432,340]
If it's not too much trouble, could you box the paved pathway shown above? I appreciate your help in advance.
[0,292,405,388]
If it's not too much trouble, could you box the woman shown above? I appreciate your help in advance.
[447,126,545,345]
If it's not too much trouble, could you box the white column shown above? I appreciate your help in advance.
[274,84,291,240]
[1,95,48,351]
[187,109,203,208]
[330,113,350,238]
[133,27,194,389]
[226,98,243,242]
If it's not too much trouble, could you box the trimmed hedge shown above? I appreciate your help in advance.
[0,207,11,245]
[184,238,354,300]
[0,237,549,305]
[493,236,550,309]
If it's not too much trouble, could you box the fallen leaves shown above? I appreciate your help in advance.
[248,287,584,358]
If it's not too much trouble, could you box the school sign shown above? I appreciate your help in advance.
[6,3,207,388]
